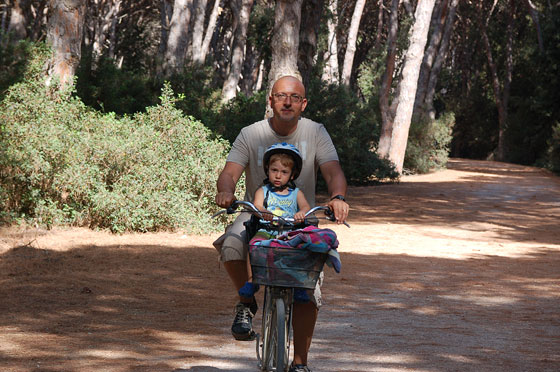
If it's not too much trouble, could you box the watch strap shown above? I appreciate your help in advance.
[330,195,346,202]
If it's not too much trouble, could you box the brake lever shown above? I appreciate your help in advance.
[211,202,239,219]
[226,204,238,214]
[324,208,350,227]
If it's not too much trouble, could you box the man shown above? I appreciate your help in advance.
[214,75,349,372]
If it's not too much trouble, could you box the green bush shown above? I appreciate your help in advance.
[547,122,560,174]
[204,92,268,143]
[404,113,455,174]
[0,39,36,99]
[76,55,158,115]
[305,81,399,184]
[0,45,230,233]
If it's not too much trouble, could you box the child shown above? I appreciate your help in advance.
[239,142,312,302]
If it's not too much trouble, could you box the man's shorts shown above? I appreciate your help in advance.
[213,213,324,307]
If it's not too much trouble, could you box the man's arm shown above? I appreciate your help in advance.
[215,162,245,207]
[319,160,349,224]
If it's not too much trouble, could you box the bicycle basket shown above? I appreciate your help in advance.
[249,243,327,289]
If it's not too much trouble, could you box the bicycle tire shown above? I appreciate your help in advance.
[261,287,276,371]
[275,297,287,372]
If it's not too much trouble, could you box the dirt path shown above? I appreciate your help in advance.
[1,159,559,372]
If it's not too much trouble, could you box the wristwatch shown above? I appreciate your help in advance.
[330,195,346,202]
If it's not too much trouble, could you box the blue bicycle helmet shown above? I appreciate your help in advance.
[263,142,303,181]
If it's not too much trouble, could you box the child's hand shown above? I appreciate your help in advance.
[294,211,305,223]
[262,210,274,221]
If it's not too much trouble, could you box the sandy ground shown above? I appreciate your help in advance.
[1,159,559,372]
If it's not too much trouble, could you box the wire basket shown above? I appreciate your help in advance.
[249,243,327,289]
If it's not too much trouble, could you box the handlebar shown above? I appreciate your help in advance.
[212,200,350,228]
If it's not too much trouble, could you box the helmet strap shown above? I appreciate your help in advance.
[263,179,295,193]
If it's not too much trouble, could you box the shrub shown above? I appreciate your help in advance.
[76,55,158,115]
[404,113,455,174]
[0,39,36,99]
[0,44,230,233]
[305,81,399,184]
[204,92,268,143]
[547,122,560,174]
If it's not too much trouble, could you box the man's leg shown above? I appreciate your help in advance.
[213,213,257,340]
[291,301,318,366]
[224,260,252,302]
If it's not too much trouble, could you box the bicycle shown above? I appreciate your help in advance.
[213,200,348,372]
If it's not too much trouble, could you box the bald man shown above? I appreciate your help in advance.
[214,75,349,372]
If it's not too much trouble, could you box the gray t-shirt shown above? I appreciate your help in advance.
[226,117,339,206]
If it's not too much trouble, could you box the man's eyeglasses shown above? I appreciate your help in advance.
[272,93,305,103]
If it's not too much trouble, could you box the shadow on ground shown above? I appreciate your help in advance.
[344,159,560,246]
[1,242,558,371]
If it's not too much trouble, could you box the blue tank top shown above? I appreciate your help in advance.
[262,184,299,218]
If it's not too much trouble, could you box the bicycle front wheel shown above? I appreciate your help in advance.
[261,288,290,372]
[275,297,287,371]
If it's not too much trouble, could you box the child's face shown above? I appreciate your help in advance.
[267,159,293,188]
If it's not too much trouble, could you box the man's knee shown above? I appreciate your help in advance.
[213,215,250,262]
[221,244,247,262]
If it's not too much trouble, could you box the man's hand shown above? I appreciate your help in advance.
[215,191,236,208]
[328,198,349,224]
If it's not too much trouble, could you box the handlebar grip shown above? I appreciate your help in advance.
[226,201,239,215]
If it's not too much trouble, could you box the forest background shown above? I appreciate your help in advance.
[0,0,559,234]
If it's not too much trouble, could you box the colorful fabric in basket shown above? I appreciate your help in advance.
[250,226,341,282]
[278,226,341,273]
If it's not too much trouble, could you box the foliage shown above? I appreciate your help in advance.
[204,92,268,143]
[447,74,498,160]
[0,45,230,233]
[546,123,560,174]
[76,55,159,115]
[504,5,560,170]
[0,39,37,99]
[445,1,560,171]
[305,79,399,184]
[404,113,455,174]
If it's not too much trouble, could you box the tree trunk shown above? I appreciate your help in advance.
[424,0,458,119]
[198,0,222,64]
[413,0,445,118]
[374,0,384,50]
[191,0,208,64]
[523,0,543,53]
[46,0,86,89]
[29,0,48,41]
[221,0,254,103]
[387,0,436,173]
[1,4,7,35]
[240,36,261,95]
[341,0,366,87]
[480,0,514,161]
[210,5,232,83]
[107,0,122,60]
[321,0,339,84]
[163,0,193,76]
[298,0,324,88]
[7,0,28,42]
[377,0,400,158]
[90,0,122,65]
[265,0,303,118]
[156,0,173,77]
